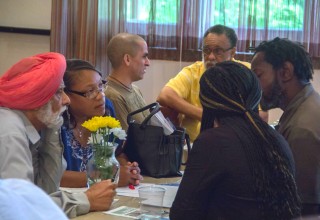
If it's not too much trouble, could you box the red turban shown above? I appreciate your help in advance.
[0,52,66,110]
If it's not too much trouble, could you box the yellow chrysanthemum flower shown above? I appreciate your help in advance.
[82,115,125,186]
[82,116,121,132]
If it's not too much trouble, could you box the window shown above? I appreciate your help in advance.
[51,0,319,69]
[99,0,308,61]
[127,0,178,24]
[201,0,304,30]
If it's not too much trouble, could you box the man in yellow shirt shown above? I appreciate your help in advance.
[157,25,267,142]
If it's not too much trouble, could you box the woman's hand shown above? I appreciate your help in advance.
[118,161,143,187]
[128,161,143,185]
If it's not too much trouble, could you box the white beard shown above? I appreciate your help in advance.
[202,55,217,70]
[37,101,66,128]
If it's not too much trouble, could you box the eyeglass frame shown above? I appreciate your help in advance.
[64,81,106,99]
[201,46,234,57]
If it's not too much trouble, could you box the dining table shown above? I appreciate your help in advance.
[70,175,183,220]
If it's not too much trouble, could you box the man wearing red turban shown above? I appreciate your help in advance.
[0,52,116,218]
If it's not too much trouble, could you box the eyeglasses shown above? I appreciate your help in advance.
[65,82,106,99]
[202,46,234,56]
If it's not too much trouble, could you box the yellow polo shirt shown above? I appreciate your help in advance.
[166,59,251,142]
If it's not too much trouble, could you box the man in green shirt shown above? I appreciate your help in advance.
[105,33,151,130]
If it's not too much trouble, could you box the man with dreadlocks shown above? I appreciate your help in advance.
[170,61,301,220]
[251,37,320,216]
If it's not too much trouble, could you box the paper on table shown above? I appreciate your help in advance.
[104,206,141,219]
[116,183,178,208]
[104,206,170,220]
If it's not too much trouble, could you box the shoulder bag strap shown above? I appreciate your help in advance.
[181,133,191,165]
[126,102,160,129]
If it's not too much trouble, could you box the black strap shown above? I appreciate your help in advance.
[126,102,160,129]
[181,133,191,165]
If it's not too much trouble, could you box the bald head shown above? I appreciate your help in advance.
[107,33,146,69]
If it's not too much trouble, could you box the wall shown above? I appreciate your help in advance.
[0,0,51,74]
[135,60,192,103]
[0,33,50,73]
[0,0,51,29]
[1,0,319,124]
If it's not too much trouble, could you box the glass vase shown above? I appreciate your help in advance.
[86,142,120,187]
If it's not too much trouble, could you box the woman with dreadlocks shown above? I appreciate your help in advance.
[170,61,301,220]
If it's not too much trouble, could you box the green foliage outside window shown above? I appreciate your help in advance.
[126,0,304,29]
[127,0,178,23]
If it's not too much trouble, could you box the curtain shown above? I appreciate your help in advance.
[51,0,100,71]
[51,0,320,77]
[304,0,320,58]
[198,0,319,55]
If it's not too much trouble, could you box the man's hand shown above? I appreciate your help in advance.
[85,180,117,211]
[157,86,203,121]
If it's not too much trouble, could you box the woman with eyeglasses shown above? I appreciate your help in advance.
[60,59,142,188]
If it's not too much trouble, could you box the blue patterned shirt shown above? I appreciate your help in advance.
[61,98,116,172]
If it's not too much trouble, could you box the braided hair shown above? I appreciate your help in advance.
[200,61,301,219]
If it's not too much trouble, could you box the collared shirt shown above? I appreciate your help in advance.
[0,108,38,182]
[165,59,251,142]
[278,83,320,204]
[0,107,90,218]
